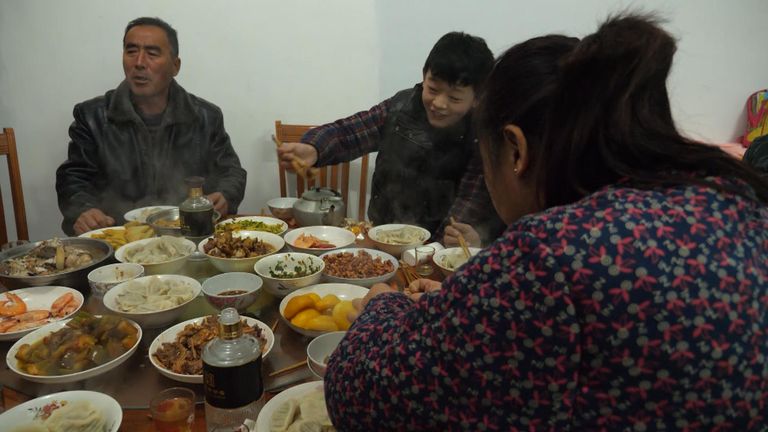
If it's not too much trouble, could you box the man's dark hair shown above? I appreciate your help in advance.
[423,32,493,89]
[124,17,179,58]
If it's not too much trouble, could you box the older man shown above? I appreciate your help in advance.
[56,17,246,235]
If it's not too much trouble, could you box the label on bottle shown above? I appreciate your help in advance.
[180,208,214,237]
[203,356,263,409]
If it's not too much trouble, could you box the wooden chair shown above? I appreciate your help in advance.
[0,128,28,244]
[275,120,370,220]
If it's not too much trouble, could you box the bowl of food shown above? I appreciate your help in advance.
[149,314,274,384]
[306,331,346,378]
[102,275,201,328]
[267,197,299,221]
[0,286,84,341]
[367,224,430,258]
[0,390,122,432]
[87,263,145,297]
[283,226,356,256]
[215,215,288,236]
[201,272,263,312]
[256,382,328,432]
[114,236,196,275]
[253,252,325,297]
[124,205,177,224]
[199,230,285,273]
[0,237,113,292]
[6,312,141,384]
[146,207,221,237]
[279,283,367,337]
[433,247,482,277]
[319,248,398,288]
[79,221,156,250]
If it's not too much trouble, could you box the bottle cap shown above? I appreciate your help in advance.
[218,307,242,339]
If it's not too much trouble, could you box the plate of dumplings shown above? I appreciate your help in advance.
[256,381,335,432]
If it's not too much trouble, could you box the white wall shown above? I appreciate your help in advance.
[0,0,766,240]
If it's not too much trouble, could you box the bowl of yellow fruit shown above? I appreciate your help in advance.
[278,283,366,338]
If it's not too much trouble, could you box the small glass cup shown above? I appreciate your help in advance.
[150,387,195,432]
[414,246,435,276]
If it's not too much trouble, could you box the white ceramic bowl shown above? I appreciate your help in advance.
[201,272,263,312]
[114,236,196,275]
[87,263,145,297]
[279,283,368,338]
[256,382,325,432]
[254,252,325,298]
[283,226,356,256]
[7,315,141,384]
[433,247,482,277]
[319,248,398,288]
[0,390,122,432]
[306,331,346,378]
[124,205,176,223]
[367,224,431,258]
[149,315,275,384]
[0,286,84,341]
[216,215,288,236]
[102,275,202,328]
[198,230,286,273]
[267,197,299,221]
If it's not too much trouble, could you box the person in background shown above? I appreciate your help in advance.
[744,134,768,175]
[277,32,504,244]
[324,15,768,430]
[56,17,246,235]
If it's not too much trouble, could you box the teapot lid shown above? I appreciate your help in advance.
[301,187,343,202]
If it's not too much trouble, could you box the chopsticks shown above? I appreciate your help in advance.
[268,360,307,377]
[399,260,419,286]
[272,134,319,181]
[450,217,471,259]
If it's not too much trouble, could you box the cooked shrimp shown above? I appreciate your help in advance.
[50,292,79,317]
[0,292,27,317]
[15,310,50,322]
[5,319,50,333]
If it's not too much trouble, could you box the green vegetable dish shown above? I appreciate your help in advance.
[216,220,284,234]
[269,255,322,279]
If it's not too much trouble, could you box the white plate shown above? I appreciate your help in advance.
[367,223,430,258]
[216,216,289,236]
[149,315,275,384]
[0,390,122,432]
[124,206,176,223]
[78,226,126,238]
[255,381,324,432]
[283,226,357,256]
[0,286,84,341]
[6,315,142,384]
[279,283,368,338]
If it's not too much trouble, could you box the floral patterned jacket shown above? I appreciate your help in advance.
[325,177,768,431]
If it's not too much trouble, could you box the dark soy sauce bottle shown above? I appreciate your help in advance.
[180,176,214,239]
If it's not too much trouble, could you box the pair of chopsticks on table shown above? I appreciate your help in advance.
[399,260,420,286]
[272,134,319,181]
[450,217,472,259]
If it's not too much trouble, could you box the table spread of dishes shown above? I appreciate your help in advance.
[0,200,481,431]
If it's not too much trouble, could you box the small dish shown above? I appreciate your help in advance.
[306,331,346,378]
[87,263,145,297]
[124,205,177,223]
[267,197,299,221]
[201,272,263,312]
[283,226,356,256]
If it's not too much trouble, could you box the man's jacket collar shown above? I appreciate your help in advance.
[107,79,199,125]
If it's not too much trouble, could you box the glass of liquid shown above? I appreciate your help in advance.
[414,246,435,276]
[150,387,196,432]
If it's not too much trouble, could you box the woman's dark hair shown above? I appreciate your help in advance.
[536,14,768,206]
[475,35,579,170]
[124,17,179,58]
[423,32,494,90]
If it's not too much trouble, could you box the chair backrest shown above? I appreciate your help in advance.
[275,120,370,220]
[0,128,28,244]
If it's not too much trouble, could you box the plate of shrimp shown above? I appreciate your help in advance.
[0,286,83,341]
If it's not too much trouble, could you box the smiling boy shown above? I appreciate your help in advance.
[278,32,503,243]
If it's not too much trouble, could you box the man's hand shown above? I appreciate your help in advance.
[207,192,229,216]
[443,221,481,248]
[73,208,115,235]
[277,142,319,172]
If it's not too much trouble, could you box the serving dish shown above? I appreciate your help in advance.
[253,252,325,297]
[124,205,177,223]
[0,286,83,341]
[148,315,274,384]
[319,247,398,288]
[0,390,122,432]
[102,274,202,328]
[198,230,285,273]
[6,315,142,384]
[279,283,367,338]
[114,236,196,275]
[255,381,326,432]
[433,246,482,277]
[215,215,288,236]
[367,223,430,258]
[283,226,356,256]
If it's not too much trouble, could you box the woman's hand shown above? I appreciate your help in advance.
[350,282,399,319]
[443,221,481,248]
[405,279,442,301]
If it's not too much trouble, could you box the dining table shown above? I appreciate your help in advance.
[0,231,442,431]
